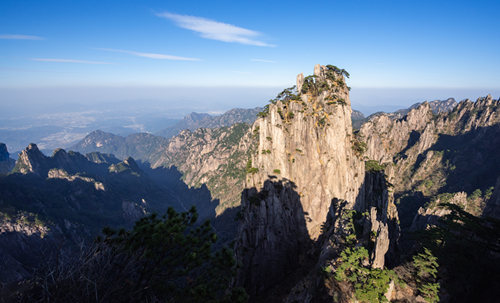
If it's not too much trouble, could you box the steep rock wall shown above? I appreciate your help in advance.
[236,65,399,299]
[246,64,364,238]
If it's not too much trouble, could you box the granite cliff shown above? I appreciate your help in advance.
[235,65,400,300]
[360,95,500,228]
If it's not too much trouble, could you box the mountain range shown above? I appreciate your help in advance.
[1,64,499,302]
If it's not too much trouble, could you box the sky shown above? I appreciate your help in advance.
[1,0,500,113]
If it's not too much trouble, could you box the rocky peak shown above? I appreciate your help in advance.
[236,65,399,298]
[13,143,48,175]
[360,102,434,165]
[299,64,351,107]
[123,157,140,171]
[109,156,143,175]
[184,112,211,124]
[296,73,304,92]
[246,64,362,238]
[85,152,120,164]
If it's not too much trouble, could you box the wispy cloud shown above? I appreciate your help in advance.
[0,34,44,40]
[97,48,200,61]
[230,70,251,74]
[32,58,111,64]
[251,58,276,63]
[156,12,275,47]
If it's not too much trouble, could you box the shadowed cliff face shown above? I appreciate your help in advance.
[0,143,15,174]
[236,179,311,298]
[0,144,223,283]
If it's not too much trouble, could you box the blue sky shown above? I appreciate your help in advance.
[1,0,499,112]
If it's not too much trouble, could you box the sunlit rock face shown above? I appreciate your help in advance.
[235,65,399,297]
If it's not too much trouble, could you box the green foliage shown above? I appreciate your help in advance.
[335,78,346,88]
[484,186,494,200]
[258,86,300,119]
[413,248,438,281]
[423,179,434,189]
[287,111,295,119]
[257,104,270,118]
[418,283,440,303]
[247,167,259,174]
[365,160,385,172]
[271,86,300,104]
[273,169,281,174]
[246,159,259,174]
[301,75,318,94]
[413,248,440,303]
[318,117,326,127]
[326,65,350,79]
[325,209,397,302]
[21,207,248,302]
[352,137,367,156]
[417,203,500,302]
[334,246,395,303]
[101,207,247,302]
[469,188,482,200]
[261,149,271,154]
[427,192,454,209]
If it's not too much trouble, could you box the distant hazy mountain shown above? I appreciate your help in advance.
[391,97,458,118]
[156,107,262,139]
[72,107,265,163]
[351,109,366,129]
[355,98,459,127]
[71,130,169,164]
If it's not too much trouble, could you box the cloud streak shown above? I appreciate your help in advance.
[0,34,44,40]
[97,48,200,61]
[251,58,276,63]
[156,12,274,47]
[32,58,111,64]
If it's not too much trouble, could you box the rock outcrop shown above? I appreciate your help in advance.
[13,143,48,175]
[361,95,500,200]
[283,170,400,302]
[0,213,56,283]
[245,64,364,238]
[483,177,500,219]
[236,65,399,299]
[409,192,468,231]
